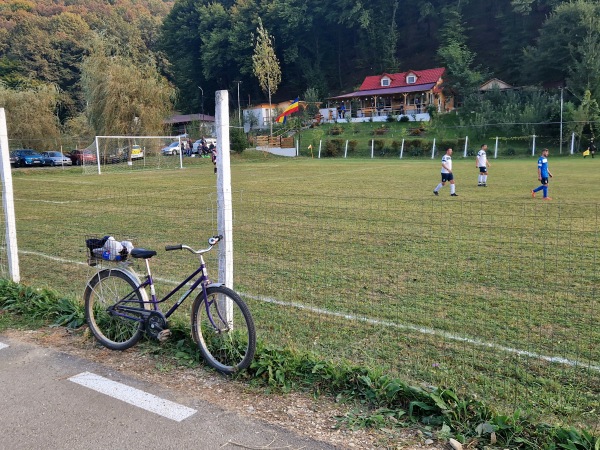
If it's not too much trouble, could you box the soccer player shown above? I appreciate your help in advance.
[476,144,490,186]
[531,148,553,200]
[433,147,458,197]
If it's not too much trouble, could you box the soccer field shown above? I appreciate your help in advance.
[6,153,600,430]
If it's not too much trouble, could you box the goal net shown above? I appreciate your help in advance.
[80,135,203,174]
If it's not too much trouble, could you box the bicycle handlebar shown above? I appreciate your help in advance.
[165,235,223,255]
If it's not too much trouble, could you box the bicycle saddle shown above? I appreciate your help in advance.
[130,248,157,259]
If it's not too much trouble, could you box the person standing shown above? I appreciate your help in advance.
[590,140,596,158]
[531,148,553,200]
[433,147,458,197]
[476,144,490,186]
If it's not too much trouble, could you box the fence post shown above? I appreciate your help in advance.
[296,138,299,156]
[531,135,536,156]
[0,108,20,282]
[215,90,234,290]
[371,139,374,159]
[344,140,348,158]
[494,136,498,159]
[463,136,468,157]
[400,138,404,159]
[570,132,575,155]
[318,140,322,158]
[431,138,436,159]
[94,136,102,175]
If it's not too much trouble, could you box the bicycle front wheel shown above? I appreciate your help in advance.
[84,269,145,350]
[191,286,256,374]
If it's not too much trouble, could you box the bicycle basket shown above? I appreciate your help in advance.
[86,236,131,266]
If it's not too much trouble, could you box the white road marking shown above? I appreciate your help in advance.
[0,342,8,350]
[68,372,196,422]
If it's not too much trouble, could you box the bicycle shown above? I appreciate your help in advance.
[83,235,256,374]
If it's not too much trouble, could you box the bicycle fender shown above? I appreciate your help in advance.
[206,282,225,289]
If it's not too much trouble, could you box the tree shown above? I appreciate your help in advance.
[0,83,61,150]
[436,7,486,100]
[80,38,175,138]
[252,18,281,137]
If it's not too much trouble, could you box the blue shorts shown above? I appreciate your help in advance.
[479,167,487,173]
[441,173,454,182]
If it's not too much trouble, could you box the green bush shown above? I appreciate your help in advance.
[324,139,344,157]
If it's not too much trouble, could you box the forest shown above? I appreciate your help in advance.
[0,0,599,143]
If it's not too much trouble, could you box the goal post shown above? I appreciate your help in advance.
[81,135,188,174]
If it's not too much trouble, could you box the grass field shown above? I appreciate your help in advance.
[5,151,600,432]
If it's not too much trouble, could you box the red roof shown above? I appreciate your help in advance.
[359,68,445,91]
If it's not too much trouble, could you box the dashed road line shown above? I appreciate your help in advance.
[68,372,196,422]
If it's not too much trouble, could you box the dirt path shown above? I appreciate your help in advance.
[1,327,445,450]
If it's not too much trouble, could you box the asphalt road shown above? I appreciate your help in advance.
[0,335,336,450]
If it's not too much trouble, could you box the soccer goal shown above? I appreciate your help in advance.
[80,135,188,174]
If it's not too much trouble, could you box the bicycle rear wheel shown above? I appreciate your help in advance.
[84,269,145,350]
[191,286,256,374]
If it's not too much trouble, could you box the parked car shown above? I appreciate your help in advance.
[129,144,144,160]
[41,151,73,167]
[12,149,44,167]
[9,151,18,166]
[161,141,181,156]
[101,148,126,164]
[68,150,97,166]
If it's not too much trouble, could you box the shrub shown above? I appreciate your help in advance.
[348,140,358,154]
[399,115,409,122]
[324,139,343,157]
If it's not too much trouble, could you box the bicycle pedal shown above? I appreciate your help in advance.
[157,329,172,342]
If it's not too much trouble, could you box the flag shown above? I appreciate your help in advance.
[275,98,299,123]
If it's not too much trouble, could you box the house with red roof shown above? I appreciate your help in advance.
[326,67,452,122]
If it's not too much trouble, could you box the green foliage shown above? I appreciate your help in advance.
[230,126,248,153]
[0,279,85,328]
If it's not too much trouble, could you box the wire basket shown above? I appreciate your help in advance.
[85,235,133,267]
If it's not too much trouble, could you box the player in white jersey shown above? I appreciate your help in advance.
[476,144,490,186]
[433,148,458,196]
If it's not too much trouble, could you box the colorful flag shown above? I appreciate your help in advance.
[275,98,299,123]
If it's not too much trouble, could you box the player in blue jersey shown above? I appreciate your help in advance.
[531,148,553,200]
[433,147,458,196]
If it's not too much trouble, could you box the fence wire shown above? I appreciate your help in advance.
[8,185,600,431]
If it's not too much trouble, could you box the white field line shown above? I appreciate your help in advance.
[22,250,600,373]
[0,342,8,350]
[69,372,196,422]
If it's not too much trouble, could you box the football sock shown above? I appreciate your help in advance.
[450,184,456,194]
[543,186,548,197]
[483,175,487,184]
[435,183,443,191]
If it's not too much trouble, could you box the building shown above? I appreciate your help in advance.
[326,67,451,123]
[164,113,215,136]
[243,100,305,131]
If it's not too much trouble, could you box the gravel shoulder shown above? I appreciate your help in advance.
[1,327,446,450]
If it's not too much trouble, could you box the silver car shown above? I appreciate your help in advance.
[42,151,73,166]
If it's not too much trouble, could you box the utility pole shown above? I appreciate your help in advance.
[559,87,564,154]
[233,81,242,126]
[198,86,204,118]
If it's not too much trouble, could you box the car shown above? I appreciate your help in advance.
[41,151,73,167]
[12,149,44,167]
[161,141,182,156]
[68,150,97,166]
[9,151,18,166]
[129,144,144,160]
[101,148,126,164]
[192,138,217,155]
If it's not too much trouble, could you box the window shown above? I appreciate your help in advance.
[381,77,390,87]
[406,74,416,84]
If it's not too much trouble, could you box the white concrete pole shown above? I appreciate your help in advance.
[371,139,374,158]
[0,108,20,282]
[400,139,404,158]
[494,137,498,159]
[318,140,322,158]
[570,132,575,155]
[431,138,436,159]
[344,140,348,158]
[532,135,536,156]
[463,136,468,158]
[94,136,102,175]
[215,90,234,290]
